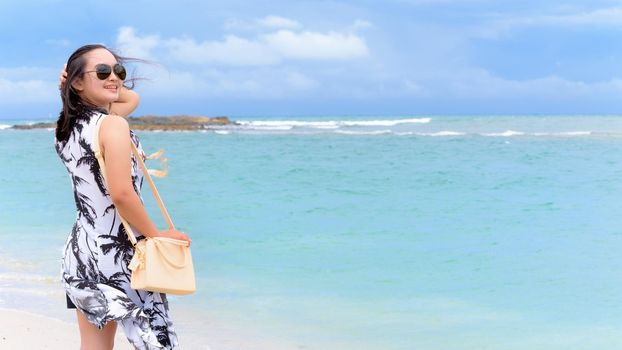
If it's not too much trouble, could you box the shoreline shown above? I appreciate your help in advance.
[0,304,302,350]
[0,249,305,350]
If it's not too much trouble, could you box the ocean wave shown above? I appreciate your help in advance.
[334,129,393,135]
[0,124,11,130]
[340,118,431,126]
[532,131,592,137]
[420,131,466,137]
[313,125,340,129]
[482,130,525,137]
[0,286,64,297]
[481,130,596,137]
[247,125,294,130]
[237,117,431,129]
[395,131,466,136]
[0,256,37,269]
[0,272,56,284]
[393,130,596,138]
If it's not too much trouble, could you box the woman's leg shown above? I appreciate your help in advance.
[76,310,118,350]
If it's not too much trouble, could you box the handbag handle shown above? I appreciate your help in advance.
[93,114,175,246]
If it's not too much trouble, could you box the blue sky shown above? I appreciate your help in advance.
[1,0,622,119]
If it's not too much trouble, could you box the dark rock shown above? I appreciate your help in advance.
[12,122,55,130]
[10,115,235,131]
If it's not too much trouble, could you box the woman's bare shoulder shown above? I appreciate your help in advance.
[100,114,130,146]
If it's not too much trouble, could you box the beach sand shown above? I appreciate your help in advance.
[0,308,133,349]
[0,305,304,350]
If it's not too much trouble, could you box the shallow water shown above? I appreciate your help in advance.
[1,115,622,349]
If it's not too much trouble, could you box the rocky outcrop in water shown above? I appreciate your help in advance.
[11,115,235,131]
[12,122,55,130]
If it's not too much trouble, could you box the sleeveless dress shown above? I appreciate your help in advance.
[54,111,179,349]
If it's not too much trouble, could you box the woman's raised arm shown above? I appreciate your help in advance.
[109,87,140,116]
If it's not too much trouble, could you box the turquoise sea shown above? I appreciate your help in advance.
[1,115,622,349]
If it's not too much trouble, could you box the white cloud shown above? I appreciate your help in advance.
[403,79,426,95]
[0,67,57,80]
[111,24,382,99]
[138,68,210,96]
[226,15,301,31]
[116,22,369,67]
[116,26,160,58]
[0,66,60,104]
[223,18,255,31]
[256,15,301,29]
[427,67,622,100]
[349,19,373,31]
[286,71,318,90]
[396,0,490,4]
[519,7,622,27]
[137,64,322,99]
[0,79,57,104]
[546,7,622,26]
[112,21,622,103]
[262,30,368,60]
[45,39,71,47]
[476,7,622,38]
[166,35,280,66]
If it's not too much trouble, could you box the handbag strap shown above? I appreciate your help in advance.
[93,114,175,246]
[129,135,175,231]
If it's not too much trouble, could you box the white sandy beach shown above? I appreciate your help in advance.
[0,266,302,349]
[0,305,306,350]
[0,308,133,349]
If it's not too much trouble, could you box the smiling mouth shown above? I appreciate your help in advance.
[104,86,118,92]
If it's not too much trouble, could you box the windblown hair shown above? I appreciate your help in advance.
[55,44,138,142]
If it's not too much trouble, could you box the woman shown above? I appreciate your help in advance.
[54,44,190,350]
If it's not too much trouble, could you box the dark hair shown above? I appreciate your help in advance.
[55,44,139,142]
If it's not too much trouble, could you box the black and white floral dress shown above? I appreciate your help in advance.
[54,111,178,349]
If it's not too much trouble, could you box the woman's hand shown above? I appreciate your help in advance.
[158,229,192,246]
[59,64,67,90]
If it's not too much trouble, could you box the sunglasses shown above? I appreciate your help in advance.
[84,63,127,81]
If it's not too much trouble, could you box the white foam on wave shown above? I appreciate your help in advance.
[334,129,393,135]
[0,256,37,270]
[395,131,466,136]
[214,130,230,135]
[407,130,595,138]
[0,287,64,297]
[237,117,431,129]
[533,131,592,137]
[482,130,525,137]
[0,272,56,284]
[341,118,431,126]
[421,131,466,137]
[238,120,334,128]
[250,125,294,130]
[558,131,592,136]
[0,124,11,130]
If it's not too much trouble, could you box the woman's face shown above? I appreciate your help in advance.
[72,48,122,110]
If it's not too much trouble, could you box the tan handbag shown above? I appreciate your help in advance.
[93,114,196,295]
